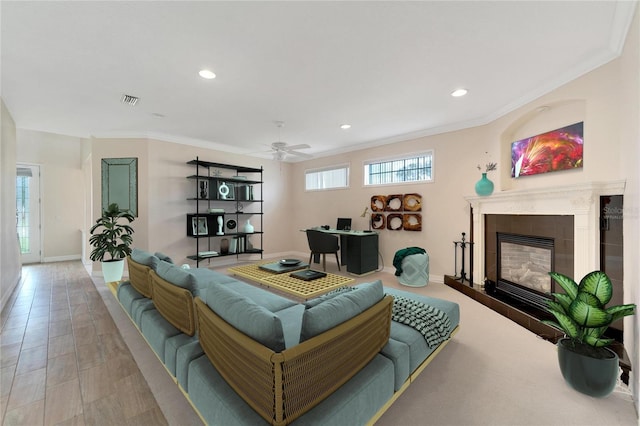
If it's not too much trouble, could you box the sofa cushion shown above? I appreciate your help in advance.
[131,248,160,269]
[300,280,383,342]
[176,342,204,392]
[154,251,173,264]
[303,285,355,309]
[380,337,411,391]
[156,260,199,294]
[139,309,181,361]
[117,281,144,316]
[224,281,297,312]
[205,284,285,352]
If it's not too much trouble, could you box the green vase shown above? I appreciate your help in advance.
[475,173,494,196]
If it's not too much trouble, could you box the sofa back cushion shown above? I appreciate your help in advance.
[300,280,383,342]
[205,284,285,352]
[155,260,199,295]
[126,255,153,298]
[150,270,197,336]
[154,251,173,264]
[131,248,160,269]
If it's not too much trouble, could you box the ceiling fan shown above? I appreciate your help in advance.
[265,121,312,161]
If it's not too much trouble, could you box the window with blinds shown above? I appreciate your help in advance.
[305,164,349,191]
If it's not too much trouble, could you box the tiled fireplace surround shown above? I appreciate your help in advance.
[466,180,626,287]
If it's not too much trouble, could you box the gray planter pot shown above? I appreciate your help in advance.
[557,338,619,398]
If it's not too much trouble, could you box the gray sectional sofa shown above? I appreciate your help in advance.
[115,249,460,425]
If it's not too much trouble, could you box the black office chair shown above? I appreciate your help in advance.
[306,229,341,271]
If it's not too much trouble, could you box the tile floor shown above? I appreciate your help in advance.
[1,261,168,425]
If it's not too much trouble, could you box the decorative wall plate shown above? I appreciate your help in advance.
[403,213,422,231]
[371,213,386,230]
[387,213,403,230]
[371,195,386,212]
[385,194,403,211]
[403,193,422,211]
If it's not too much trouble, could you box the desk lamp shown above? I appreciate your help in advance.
[360,207,372,232]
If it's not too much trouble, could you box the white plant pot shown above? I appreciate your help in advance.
[102,259,125,283]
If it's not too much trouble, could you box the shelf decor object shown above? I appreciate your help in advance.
[385,194,403,211]
[402,213,422,231]
[475,173,494,196]
[371,214,386,230]
[402,193,422,211]
[387,213,403,230]
[371,195,386,212]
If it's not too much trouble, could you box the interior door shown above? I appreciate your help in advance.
[16,164,42,264]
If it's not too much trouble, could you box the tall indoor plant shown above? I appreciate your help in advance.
[542,270,636,397]
[89,203,135,282]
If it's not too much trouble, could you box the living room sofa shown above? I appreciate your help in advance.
[115,249,460,425]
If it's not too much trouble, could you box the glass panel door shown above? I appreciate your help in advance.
[16,164,41,264]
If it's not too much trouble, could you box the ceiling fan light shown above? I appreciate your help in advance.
[273,151,286,161]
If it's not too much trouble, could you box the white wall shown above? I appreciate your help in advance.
[16,129,85,261]
[1,98,21,312]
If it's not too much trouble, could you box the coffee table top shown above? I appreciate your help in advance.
[228,261,354,300]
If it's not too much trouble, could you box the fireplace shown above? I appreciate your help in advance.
[467,181,626,287]
[496,232,554,310]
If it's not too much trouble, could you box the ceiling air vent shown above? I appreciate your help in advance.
[120,94,139,106]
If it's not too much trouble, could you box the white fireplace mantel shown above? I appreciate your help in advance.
[465,180,626,285]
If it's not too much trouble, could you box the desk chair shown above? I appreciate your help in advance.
[306,229,341,271]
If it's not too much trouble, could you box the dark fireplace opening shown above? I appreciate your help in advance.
[496,232,555,311]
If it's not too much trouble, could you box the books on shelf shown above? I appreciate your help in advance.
[198,251,218,258]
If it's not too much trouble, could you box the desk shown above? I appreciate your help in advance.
[309,229,379,275]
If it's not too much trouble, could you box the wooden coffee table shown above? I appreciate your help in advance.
[228,261,355,300]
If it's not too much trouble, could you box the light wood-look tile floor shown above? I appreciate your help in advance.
[1,261,168,425]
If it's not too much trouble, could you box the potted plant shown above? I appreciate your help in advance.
[542,270,636,397]
[89,203,135,283]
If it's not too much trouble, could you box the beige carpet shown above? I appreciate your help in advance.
[376,276,638,426]
[94,263,639,426]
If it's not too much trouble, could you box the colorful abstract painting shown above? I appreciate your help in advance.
[511,122,583,178]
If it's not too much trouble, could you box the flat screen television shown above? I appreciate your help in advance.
[511,121,583,178]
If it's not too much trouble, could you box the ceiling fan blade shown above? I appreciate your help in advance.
[287,150,313,159]
[282,144,310,151]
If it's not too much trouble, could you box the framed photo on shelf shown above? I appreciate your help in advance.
[192,217,208,236]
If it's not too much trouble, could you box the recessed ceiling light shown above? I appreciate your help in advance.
[199,69,216,79]
[340,124,351,130]
[451,88,468,97]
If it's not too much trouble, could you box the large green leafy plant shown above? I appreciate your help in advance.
[542,271,635,356]
[89,203,135,262]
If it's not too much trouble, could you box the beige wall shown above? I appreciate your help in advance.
[16,129,85,261]
[1,99,21,312]
[91,138,294,269]
[618,5,639,410]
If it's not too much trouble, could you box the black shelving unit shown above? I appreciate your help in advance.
[186,157,263,266]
